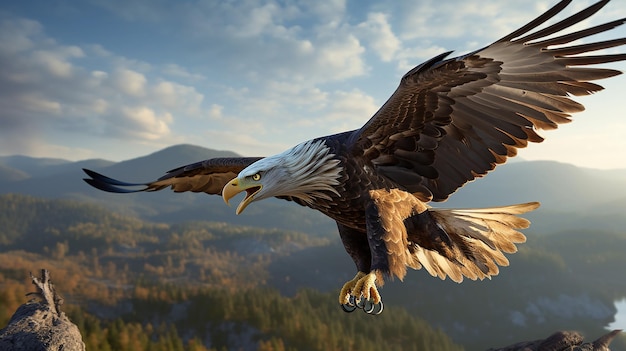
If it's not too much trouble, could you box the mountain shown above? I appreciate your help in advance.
[0,145,338,235]
[1,144,626,235]
[442,160,626,210]
[95,144,240,180]
[0,164,29,182]
[0,155,69,174]
[0,144,235,198]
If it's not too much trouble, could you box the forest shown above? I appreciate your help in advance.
[0,193,625,350]
[0,194,461,350]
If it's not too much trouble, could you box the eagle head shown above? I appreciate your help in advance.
[222,139,342,214]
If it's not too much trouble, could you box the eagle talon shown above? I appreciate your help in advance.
[348,295,357,306]
[341,303,357,313]
[363,299,374,313]
[355,295,367,309]
[339,272,367,305]
[364,300,384,315]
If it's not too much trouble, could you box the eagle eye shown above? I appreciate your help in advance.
[251,173,261,181]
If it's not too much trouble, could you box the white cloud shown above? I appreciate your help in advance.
[396,1,515,41]
[0,16,40,54]
[0,13,218,158]
[322,89,379,132]
[113,68,147,97]
[174,0,369,84]
[19,94,62,114]
[1,0,624,171]
[151,81,204,113]
[313,33,366,80]
[31,50,74,78]
[357,12,401,62]
[118,106,172,140]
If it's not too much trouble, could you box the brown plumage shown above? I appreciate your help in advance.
[84,0,626,313]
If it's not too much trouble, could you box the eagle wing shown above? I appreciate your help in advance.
[83,157,262,195]
[350,0,626,202]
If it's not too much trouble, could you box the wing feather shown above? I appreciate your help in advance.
[349,0,625,201]
[83,157,262,195]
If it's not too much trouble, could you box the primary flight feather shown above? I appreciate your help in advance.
[84,0,626,314]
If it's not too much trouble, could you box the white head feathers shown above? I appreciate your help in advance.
[239,139,342,204]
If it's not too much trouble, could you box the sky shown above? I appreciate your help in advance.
[1,0,625,169]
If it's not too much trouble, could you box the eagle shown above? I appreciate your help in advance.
[84,0,626,314]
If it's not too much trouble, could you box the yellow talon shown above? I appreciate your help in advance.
[338,271,381,305]
[339,271,366,304]
[353,272,381,304]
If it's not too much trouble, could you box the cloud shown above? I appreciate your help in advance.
[2,0,624,170]
[112,68,147,97]
[0,15,40,53]
[0,13,208,157]
[162,63,206,82]
[356,12,401,62]
[141,0,369,84]
[321,89,380,133]
[19,94,62,114]
[116,106,172,140]
[31,48,82,78]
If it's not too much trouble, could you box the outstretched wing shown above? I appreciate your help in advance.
[350,0,626,202]
[83,157,262,195]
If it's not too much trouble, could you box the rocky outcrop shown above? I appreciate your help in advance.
[490,329,623,351]
[0,269,85,351]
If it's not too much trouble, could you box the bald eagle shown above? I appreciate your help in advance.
[84,0,626,314]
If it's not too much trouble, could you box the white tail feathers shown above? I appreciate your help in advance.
[416,202,540,283]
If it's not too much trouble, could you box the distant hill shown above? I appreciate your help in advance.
[0,164,29,182]
[0,145,338,235]
[97,144,240,180]
[443,160,626,210]
[1,144,626,235]
[0,155,69,174]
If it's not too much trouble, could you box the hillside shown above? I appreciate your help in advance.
[268,231,626,350]
[0,194,462,351]
[0,194,625,350]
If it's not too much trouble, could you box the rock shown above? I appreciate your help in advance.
[488,329,623,351]
[0,269,85,351]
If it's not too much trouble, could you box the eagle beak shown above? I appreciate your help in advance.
[222,177,262,215]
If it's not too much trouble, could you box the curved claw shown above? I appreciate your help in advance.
[355,296,367,309]
[363,299,375,314]
[364,300,384,315]
[348,295,357,306]
[341,295,358,313]
[338,271,384,314]
[341,303,357,313]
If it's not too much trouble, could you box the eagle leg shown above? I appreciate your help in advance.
[339,270,383,314]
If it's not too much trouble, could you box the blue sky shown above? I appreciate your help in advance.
[1,0,625,169]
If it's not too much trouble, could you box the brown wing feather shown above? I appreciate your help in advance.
[350,0,626,201]
[83,157,262,195]
[150,157,262,194]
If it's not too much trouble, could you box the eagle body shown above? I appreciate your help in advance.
[84,0,626,313]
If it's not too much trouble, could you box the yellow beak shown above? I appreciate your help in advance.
[222,177,262,215]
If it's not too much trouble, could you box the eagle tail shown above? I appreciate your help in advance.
[407,202,539,283]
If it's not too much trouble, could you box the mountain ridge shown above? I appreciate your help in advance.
[1,143,626,234]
